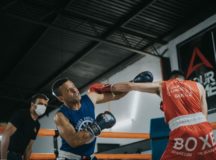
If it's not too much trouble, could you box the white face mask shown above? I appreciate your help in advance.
[35,104,46,116]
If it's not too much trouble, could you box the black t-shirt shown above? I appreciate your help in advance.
[8,110,40,154]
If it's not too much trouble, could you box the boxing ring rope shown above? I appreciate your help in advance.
[37,129,150,139]
[34,129,151,159]
[30,153,152,160]
[1,122,216,160]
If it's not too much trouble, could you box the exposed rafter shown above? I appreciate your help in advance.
[1,0,74,84]
[0,7,159,57]
[1,0,214,121]
[1,0,18,10]
[33,0,159,93]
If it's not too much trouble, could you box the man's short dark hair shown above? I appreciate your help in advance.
[169,70,185,79]
[31,93,49,104]
[51,77,69,97]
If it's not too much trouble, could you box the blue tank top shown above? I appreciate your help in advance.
[58,95,96,156]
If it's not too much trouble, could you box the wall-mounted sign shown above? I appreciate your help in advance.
[177,24,216,113]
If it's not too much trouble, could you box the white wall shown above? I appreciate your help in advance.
[95,55,163,147]
[33,13,216,153]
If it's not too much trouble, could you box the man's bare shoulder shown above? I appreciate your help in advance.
[195,82,205,91]
[54,112,68,124]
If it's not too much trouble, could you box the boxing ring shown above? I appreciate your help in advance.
[1,122,216,160]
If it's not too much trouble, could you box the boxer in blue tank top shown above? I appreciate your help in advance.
[58,95,96,156]
[51,78,126,160]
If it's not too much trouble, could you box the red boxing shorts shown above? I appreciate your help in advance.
[161,113,216,160]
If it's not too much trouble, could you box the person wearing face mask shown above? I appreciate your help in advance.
[1,93,49,160]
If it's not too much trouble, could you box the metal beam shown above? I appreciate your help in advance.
[0,0,162,59]
[35,41,105,92]
[59,9,166,44]
[98,0,154,38]
[119,28,166,44]
[62,9,113,26]
[22,0,165,44]
[2,0,73,80]
[58,9,165,44]
[1,10,158,95]
[121,0,156,27]
[1,0,18,10]
[33,0,158,91]
[79,53,143,92]
[1,11,156,57]
[162,1,216,42]
[1,0,160,95]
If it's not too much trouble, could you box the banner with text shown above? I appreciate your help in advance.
[177,24,216,113]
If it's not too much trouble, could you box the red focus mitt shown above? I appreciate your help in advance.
[88,83,112,94]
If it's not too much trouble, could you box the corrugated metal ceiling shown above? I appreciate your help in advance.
[0,0,215,121]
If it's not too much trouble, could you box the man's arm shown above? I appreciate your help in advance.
[87,71,154,104]
[54,112,93,148]
[87,91,127,104]
[88,81,161,104]
[197,83,208,118]
[23,140,34,160]
[111,81,161,94]
[1,123,17,160]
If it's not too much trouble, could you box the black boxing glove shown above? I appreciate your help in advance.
[86,111,116,136]
[131,71,153,83]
